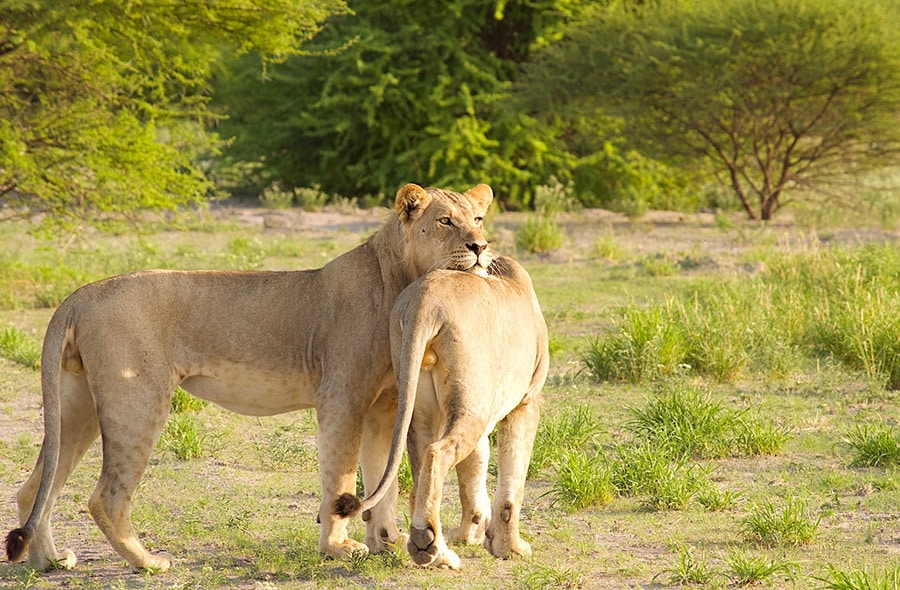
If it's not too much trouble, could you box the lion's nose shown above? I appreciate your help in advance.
[466,242,487,256]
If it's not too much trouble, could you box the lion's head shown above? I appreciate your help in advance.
[393,184,493,278]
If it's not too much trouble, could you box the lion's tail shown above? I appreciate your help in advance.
[6,308,71,563]
[356,299,438,516]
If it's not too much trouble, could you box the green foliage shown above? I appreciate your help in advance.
[256,422,318,472]
[0,326,41,370]
[0,0,344,232]
[212,0,591,208]
[696,486,742,512]
[741,497,821,547]
[525,0,900,220]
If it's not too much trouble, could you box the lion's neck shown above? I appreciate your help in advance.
[367,216,420,293]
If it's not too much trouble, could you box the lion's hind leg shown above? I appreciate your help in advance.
[446,434,491,546]
[483,400,540,559]
[407,414,488,569]
[88,377,174,573]
[12,370,99,571]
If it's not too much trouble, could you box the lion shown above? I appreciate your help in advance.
[5,183,493,573]
[356,256,549,569]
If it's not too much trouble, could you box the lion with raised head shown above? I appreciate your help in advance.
[357,256,549,569]
[5,183,493,573]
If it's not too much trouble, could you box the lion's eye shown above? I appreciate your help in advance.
[474,217,483,225]
[438,217,453,227]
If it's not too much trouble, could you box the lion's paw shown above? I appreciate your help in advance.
[446,523,486,546]
[483,528,531,559]
[433,547,461,570]
[322,538,369,560]
[129,550,174,574]
[47,548,78,571]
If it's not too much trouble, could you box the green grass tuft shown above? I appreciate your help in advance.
[0,326,41,370]
[741,497,821,547]
[845,422,900,467]
[818,565,900,590]
[725,550,797,586]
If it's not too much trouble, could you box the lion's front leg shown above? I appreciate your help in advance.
[484,400,540,559]
[316,397,368,559]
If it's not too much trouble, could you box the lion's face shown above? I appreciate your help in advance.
[395,184,493,278]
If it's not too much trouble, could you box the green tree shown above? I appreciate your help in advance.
[524,0,900,220]
[0,0,344,232]
[212,0,588,208]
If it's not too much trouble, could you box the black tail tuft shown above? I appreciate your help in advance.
[332,493,362,518]
[5,527,31,562]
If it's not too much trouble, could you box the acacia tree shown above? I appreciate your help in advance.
[525,0,900,220]
[0,0,344,232]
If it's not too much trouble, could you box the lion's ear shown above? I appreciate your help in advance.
[465,183,493,214]
[395,184,432,222]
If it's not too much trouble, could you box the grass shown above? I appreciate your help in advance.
[547,450,615,511]
[515,216,565,254]
[0,325,41,369]
[725,551,797,586]
[741,497,821,547]
[582,242,900,389]
[845,422,900,467]
[3,206,900,588]
[818,565,900,590]
[159,413,209,460]
[653,543,713,586]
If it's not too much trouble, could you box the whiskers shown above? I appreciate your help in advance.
[486,256,511,277]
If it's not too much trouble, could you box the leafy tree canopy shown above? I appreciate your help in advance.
[0,0,344,232]
[212,0,589,209]
[524,0,900,220]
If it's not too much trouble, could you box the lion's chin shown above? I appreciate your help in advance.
[466,265,490,278]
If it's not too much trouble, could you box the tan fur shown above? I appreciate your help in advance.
[5,183,493,573]
[360,256,549,569]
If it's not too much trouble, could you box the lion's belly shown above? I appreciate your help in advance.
[179,364,319,416]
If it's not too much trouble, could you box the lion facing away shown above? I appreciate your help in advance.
[358,256,549,569]
[5,183,494,573]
